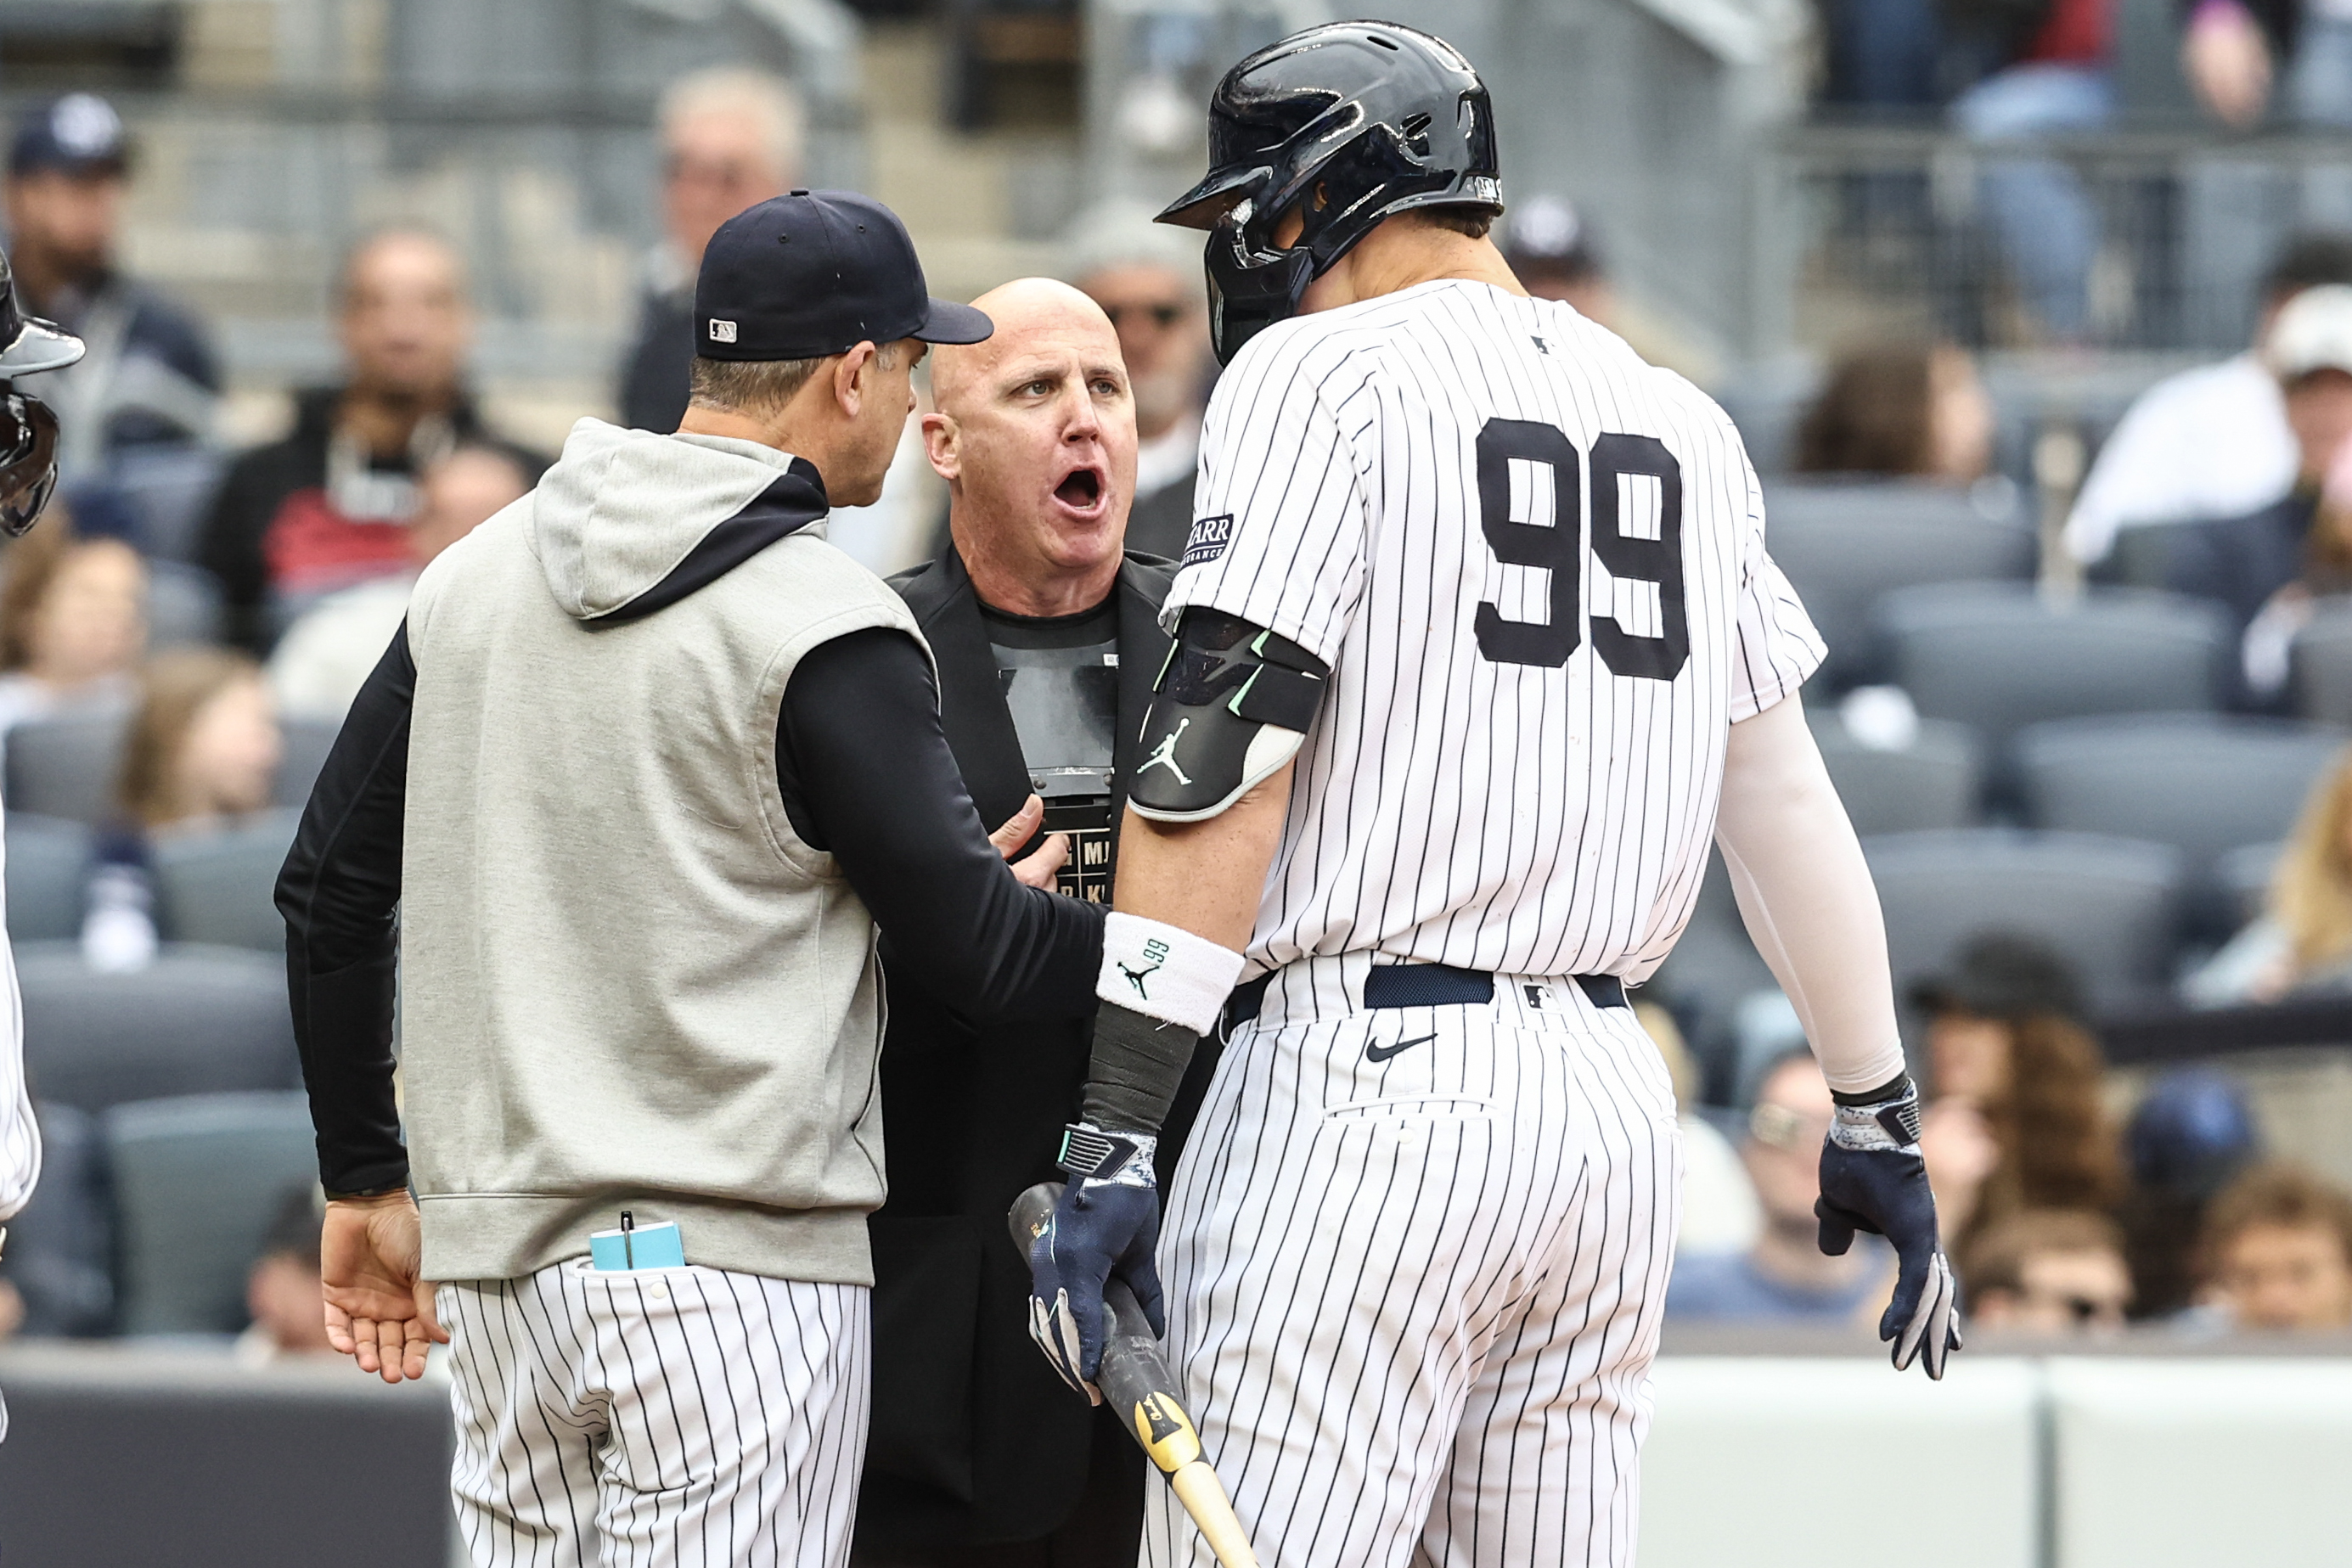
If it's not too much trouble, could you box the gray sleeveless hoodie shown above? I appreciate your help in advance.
[400,417,923,1285]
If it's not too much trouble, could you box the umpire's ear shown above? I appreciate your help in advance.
[920,408,962,482]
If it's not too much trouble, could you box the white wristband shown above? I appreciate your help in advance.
[1096,912,1246,1035]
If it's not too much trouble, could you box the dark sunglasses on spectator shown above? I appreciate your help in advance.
[1102,302,1189,330]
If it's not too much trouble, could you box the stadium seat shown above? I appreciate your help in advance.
[1810,711,1983,834]
[4,812,93,941]
[2292,598,2352,726]
[2095,519,2203,591]
[1,1099,115,1335]
[153,811,301,952]
[273,717,339,811]
[1759,481,2035,690]
[15,941,300,1114]
[144,560,227,650]
[2214,841,2279,927]
[104,1091,316,1335]
[1877,585,2228,756]
[3,709,131,825]
[1864,829,2185,1019]
[2014,714,2342,935]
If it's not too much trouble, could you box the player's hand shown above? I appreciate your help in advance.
[1026,1145,1164,1402]
[1815,1076,1961,1380]
[321,1191,447,1385]
[990,794,1070,890]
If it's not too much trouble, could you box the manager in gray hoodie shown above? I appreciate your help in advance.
[276,193,1105,1566]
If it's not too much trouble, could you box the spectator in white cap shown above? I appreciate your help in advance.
[1498,192,1716,383]
[1068,200,1213,563]
[2068,233,2352,569]
[2169,280,2352,705]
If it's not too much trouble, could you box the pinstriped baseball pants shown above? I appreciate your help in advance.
[438,1262,869,1568]
[1143,974,1682,1568]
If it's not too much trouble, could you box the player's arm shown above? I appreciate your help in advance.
[1025,608,1325,1398]
[275,624,447,1385]
[1715,694,1960,1378]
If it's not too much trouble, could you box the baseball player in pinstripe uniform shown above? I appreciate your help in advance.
[1020,24,1962,1568]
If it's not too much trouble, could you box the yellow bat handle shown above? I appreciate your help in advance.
[1169,1460,1260,1568]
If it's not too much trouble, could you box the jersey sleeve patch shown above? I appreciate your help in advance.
[1181,514,1235,569]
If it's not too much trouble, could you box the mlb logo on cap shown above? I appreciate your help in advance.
[708,319,739,344]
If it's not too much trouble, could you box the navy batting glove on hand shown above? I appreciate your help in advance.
[1815,1075,1962,1380]
[1027,1127,1165,1402]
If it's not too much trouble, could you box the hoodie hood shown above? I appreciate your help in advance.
[528,418,830,625]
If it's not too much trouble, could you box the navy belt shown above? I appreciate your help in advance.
[1224,963,1626,1030]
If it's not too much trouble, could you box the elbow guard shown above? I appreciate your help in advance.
[1128,609,1328,822]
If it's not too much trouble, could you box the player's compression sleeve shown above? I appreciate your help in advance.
[277,625,414,1197]
[1713,696,1907,1098]
[1158,334,1370,666]
[777,627,1103,1024]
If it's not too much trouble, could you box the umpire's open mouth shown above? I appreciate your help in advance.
[1050,462,1108,520]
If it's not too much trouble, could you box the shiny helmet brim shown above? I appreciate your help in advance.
[0,318,87,377]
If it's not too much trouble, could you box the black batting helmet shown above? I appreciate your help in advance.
[0,247,83,537]
[1156,20,1502,364]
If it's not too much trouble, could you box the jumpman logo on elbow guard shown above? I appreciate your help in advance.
[1139,720,1193,787]
[1119,959,1162,998]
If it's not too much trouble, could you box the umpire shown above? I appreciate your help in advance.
[854,278,1202,1566]
[278,193,1104,1566]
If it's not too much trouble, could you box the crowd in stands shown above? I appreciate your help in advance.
[0,58,2349,1363]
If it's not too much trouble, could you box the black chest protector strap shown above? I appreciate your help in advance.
[1128,609,1330,822]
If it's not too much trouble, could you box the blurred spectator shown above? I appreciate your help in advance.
[1503,194,1613,327]
[2200,1161,2352,1330]
[1667,1051,1892,1320]
[1792,342,1995,483]
[1914,933,2126,1252]
[2233,435,2352,705]
[1814,0,1944,110]
[1635,1001,1761,1258]
[2118,1070,2262,1318]
[268,441,534,722]
[2183,1,2352,129]
[1963,1208,2133,1333]
[198,228,489,651]
[235,1184,334,1366]
[0,511,144,734]
[117,647,280,835]
[1070,201,1213,563]
[1919,1094,2004,1244]
[2187,746,2352,1003]
[1501,194,1717,383]
[82,649,283,971]
[3,93,221,551]
[1947,0,2118,343]
[2167,283,2352,676]
[2068,233,2352,566]
[618,69,802,436]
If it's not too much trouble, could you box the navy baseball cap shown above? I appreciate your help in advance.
[9,94,127,178]
[695,190,991,362]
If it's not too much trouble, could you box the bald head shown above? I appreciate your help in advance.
[924,276,1138,616]
[338,228,471,402]
[931,278,1119,417]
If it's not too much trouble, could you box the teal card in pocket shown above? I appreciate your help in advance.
[589,1218,685,1270]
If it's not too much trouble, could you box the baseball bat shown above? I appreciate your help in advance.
[1010,1182,1260,1568]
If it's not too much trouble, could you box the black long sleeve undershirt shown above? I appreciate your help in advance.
[279,621,1105,1195]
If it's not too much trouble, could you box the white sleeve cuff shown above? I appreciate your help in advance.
[1096,912,1246,1035]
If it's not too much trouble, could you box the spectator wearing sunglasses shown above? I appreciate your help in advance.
[1068,203,1213,563]
[1963,1209,2132,1335]
[1666,1050,1893,1323]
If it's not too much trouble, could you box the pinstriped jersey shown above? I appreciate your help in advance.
[1161,278,1824,983]
[0,835,37,1221]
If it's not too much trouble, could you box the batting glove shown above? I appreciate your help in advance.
[1815,1075,1963,1380]
[1027,1124,1165,1402]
